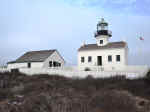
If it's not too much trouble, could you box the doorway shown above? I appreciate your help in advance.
[97,56,102,66]
[28,63,31,68]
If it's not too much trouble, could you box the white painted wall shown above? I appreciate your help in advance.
[43,51,65,68]
[30,62,44,68]
[8,63,27,69]
[96,35,110,46]
[125,46,129,65]
[7,62,44,69]
[78,47,128,71]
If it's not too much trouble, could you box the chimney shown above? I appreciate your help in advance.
[82,41,86,46]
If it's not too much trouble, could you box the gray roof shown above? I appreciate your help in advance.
[8,50,56,64]
[78,41,127,51]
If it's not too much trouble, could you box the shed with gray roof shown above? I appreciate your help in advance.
[7,50,65,69]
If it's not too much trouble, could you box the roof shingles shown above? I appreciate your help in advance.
[8,50,56,64]
[78,41,127,51]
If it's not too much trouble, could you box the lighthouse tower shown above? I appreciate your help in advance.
[95,18,112,46]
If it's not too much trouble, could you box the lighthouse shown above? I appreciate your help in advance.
[78,18,128,71]
[95,18,112,46]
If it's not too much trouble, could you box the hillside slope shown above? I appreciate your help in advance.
[0,72,150,112]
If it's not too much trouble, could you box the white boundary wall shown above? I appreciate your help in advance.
[0,66,149,80]
[0,67,9,73]
[19,65,149,79]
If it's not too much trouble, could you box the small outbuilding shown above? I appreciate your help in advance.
[7,49,65,69]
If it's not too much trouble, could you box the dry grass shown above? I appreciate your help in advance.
[0,71,149,112]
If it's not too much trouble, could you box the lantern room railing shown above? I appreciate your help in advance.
[94,30,112,37]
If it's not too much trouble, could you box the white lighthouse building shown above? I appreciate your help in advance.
[78,18,129,71]
[1,18,148,77]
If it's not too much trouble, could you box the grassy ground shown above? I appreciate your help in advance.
[0,71,149,112]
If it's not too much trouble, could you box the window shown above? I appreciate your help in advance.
[116,55,120,62]
[56,62,61,67]
[58,63,61,67]
[81,57,84,63]
[53,61,57,67]
[28,63,31,68]
[49,61,52,67]
[56,62,58,67]
[88,56,92,62]
[108,55,112,62]
[100,40,103,44]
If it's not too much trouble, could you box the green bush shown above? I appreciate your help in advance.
[144,69,150,84]
[84,67,91,71]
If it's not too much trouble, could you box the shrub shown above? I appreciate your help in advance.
[144,69,150,84]
[84,67,91,71]
[11,69,19,73]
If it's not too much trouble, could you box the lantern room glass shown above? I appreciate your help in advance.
[97,24,108,31]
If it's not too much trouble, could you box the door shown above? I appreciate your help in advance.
[97,56,102,66]
[28,63,31,68]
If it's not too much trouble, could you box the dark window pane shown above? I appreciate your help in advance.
[88,56,92,62]
[53,61,57,67]
[108,55,112,62]
[81,57,84,63]
[59,63,61,67]
[49,61,52,67]
[100,40,103,44]
[56,62,58,67]
[116,55,120,62]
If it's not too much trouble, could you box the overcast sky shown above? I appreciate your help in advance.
[0,0,150,65]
